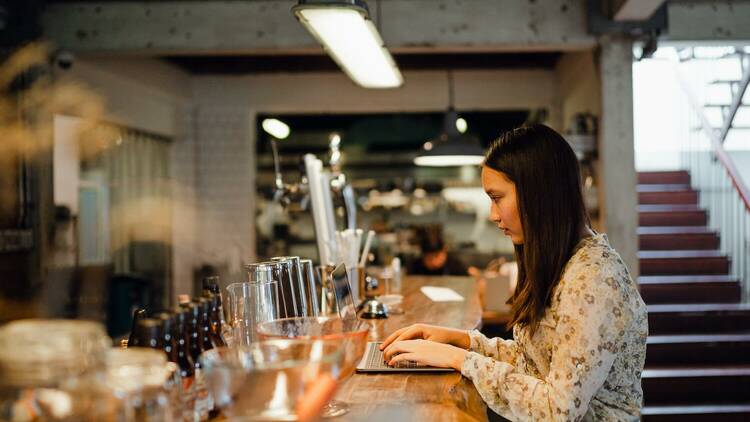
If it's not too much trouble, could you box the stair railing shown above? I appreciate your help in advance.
[672,58,750,302]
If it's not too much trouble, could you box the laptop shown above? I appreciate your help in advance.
[328,264,454,373]
[330,263,359,322]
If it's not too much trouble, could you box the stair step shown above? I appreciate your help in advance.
[638,226,713,234]
[638,227,719,250]
[639,250,730,275]
[637,184,693,193]
[642,404,750,422]
[642,365,750,404]
[648,303,750,334]
[638,171,691,185]
[639,275,741,304]
[646,333,750,365]
[639,189,699,205]
[638,205,702,212]
[639,208,708,226]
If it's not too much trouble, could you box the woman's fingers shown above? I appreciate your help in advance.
[382,339,416,361]
[388,352,418,366]
[380,325,421,350]
[382,340,403,361]
[380,326,409,350]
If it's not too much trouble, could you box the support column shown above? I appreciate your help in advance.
[599,36,639,278]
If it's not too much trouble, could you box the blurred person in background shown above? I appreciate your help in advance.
[409,224,467,276]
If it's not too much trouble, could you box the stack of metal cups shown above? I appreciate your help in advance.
[245,256,320,318]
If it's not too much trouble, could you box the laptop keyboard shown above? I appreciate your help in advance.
[366,342,419,369]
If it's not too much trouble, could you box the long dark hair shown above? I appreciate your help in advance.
[483,124,590,334]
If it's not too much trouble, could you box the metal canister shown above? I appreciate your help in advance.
[270,257,307,318]
[300,259,320,316]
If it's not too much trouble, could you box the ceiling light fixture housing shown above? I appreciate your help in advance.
[413,109,485,167]
[292,0,403,89]
[414,71,484,167]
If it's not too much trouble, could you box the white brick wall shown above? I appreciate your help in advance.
[195,106,256,282]
[171,104,257,296]
[171,104,198,297]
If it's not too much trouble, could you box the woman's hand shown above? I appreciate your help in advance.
[379,323,470,351]
[382,339,468,370]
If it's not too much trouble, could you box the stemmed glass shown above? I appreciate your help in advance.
[200,339,344,422]
[257,316,369,417]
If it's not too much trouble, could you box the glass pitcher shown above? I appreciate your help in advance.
[225,281,279,346]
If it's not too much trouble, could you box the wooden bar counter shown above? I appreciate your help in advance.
[334,275,488,422]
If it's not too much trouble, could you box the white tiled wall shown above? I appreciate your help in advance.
[195,107,256,281]
[171,105,258,295]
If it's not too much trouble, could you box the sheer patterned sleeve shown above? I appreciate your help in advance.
[467,329,522,366]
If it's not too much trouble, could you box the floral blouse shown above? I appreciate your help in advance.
[461,233,648,422]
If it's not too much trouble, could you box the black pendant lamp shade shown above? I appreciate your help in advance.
[414,108,485,167]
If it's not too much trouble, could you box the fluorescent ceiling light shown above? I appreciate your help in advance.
[262,118,290,139]
[414,155,485,167]
[293,1,403,89]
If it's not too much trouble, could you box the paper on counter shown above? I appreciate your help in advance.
[420,286,464,302]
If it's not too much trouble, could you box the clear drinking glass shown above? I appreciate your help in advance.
[257,317,369,418]
[226,281,280,346]
[200,339,344,422]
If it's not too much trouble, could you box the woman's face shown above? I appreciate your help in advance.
[481,166,523,245]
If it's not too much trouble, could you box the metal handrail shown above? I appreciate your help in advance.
[719,53,750,143]
[673,60,750,302]
[675,67,750,213]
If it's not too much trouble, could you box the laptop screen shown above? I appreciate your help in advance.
[331,263,358,322]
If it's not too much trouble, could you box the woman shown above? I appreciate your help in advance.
[381,124,648,421]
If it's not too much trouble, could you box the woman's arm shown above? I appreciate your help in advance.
[461,268,634,421]
[467,330,522,366]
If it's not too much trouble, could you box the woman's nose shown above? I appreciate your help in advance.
[489,206,501,223]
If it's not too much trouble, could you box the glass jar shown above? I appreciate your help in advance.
[0,319,113,421]
[105,348,175,422]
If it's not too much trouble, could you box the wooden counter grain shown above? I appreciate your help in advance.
[333,275,488,422]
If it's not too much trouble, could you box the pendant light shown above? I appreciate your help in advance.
[414,71,485,167]
[292,0,403,89]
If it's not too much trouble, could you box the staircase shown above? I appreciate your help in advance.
[638,170,750,421]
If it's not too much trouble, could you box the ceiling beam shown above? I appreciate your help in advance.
[667,1,750,42]
[41,0,596,55]
[613,0,666,21]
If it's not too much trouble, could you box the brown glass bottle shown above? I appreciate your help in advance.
[182,301,209,421]
[182,302,204,367]
[154,312,179,363]
[173,306,197,421]
[174,307,195,378]
[197,297,217,350]
[202,277,228,348]
[126,308,147,348]
[201,276,220,297]
[132,318,163,350]
[206,294,227,348]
